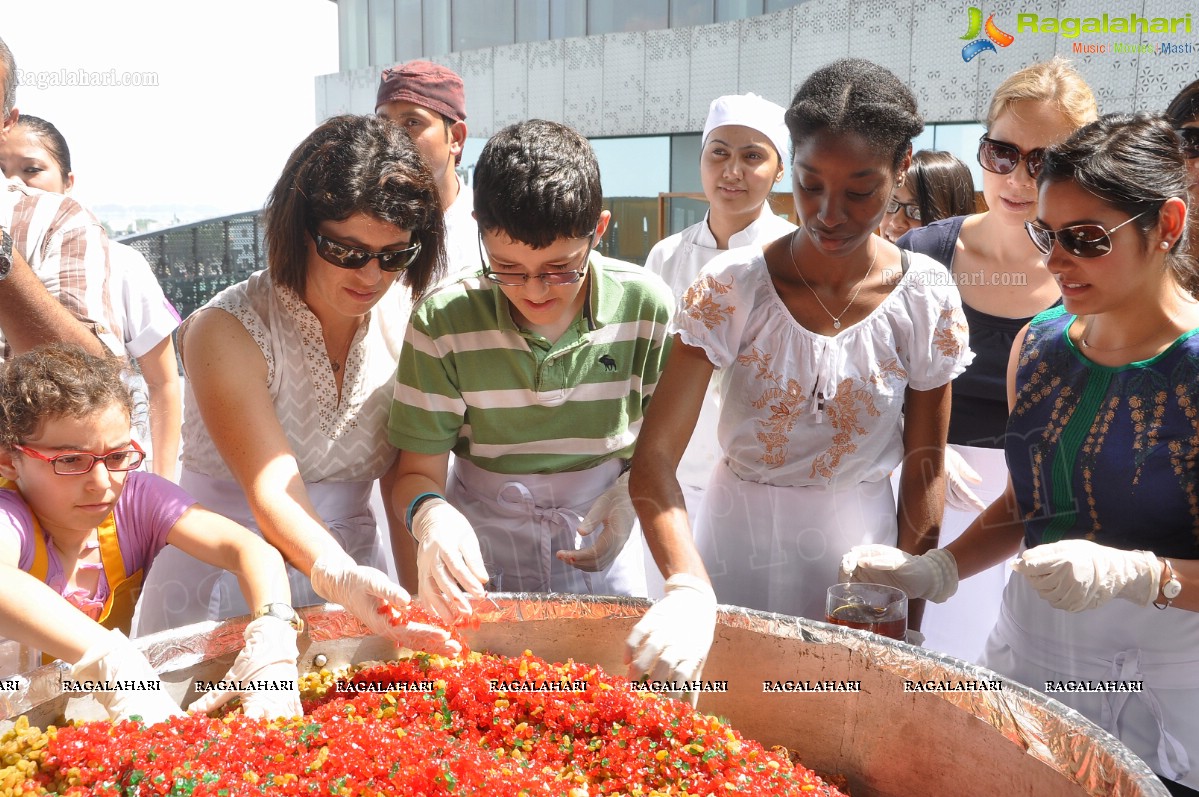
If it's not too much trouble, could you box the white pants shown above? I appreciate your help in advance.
[695,461,897,620]
[448,459,646,597]
[982,572,1199,788]
[133,472,383,635]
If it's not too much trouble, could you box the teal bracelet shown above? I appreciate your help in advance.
[405,491,445,534]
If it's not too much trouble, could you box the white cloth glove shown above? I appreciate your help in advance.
[187,617,302,720]
[625,573,717,702]
[556,471,635,572]
[944,446,986,512]
[839,544,959,603]
[905,629,926,646]
[410,499,488,624]
[71,629,182,724]
[310,550,460,656]
[1012,540,1162,612]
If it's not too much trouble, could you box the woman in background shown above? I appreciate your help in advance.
[881,149,975,243]
[1166,78,1199,264]
[896,58,1097,662]
[0,115,182,480]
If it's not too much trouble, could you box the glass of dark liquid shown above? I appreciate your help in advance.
[825,583,907,641]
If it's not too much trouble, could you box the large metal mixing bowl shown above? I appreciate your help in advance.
[0,595,1169,797]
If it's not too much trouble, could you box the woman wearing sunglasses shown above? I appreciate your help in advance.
[134,115,459,655]
[880,149,975,244]
[892,59,1097,662]
[1166,78,1199,264]
[845,113,1199,795]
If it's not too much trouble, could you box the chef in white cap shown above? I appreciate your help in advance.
[643,94,796,588]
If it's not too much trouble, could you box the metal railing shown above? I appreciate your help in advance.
[120,211,266,320]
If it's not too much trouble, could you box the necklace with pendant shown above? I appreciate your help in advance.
[788,231,877,330]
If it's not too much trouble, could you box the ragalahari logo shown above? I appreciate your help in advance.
[960,7,1015,61]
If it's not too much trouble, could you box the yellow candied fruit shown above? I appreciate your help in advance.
[802,786,816,792]
[569,788,589,797]
[767,760,779,769]
[655,750,669,761]
[243,771,259,784]
[495,699,510,710]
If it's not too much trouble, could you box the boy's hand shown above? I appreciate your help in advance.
[188,616,302,720]
[557,471,635,572]
[71,629,183,724]
[410,499,488,623]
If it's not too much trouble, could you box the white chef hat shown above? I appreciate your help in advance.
[701,93,790,164]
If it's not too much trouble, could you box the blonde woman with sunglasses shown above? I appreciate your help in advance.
[894,59,1097,662]
[846,113,1199,796]
[134,116,458,656]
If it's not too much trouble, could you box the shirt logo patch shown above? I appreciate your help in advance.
[598,354,617,372]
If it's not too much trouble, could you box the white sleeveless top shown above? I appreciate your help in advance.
[181,270,408,483]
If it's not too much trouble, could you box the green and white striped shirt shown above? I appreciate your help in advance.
[389,253,673,474]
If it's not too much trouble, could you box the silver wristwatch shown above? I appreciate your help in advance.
[0,226,13,281]
[1154,558,1181,610]
[254,602,305,632]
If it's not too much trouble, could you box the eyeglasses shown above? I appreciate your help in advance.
[1023,209,1152,258]
[978,135,1046,179]
[309,229,422,273]
[885,198,922,221]
[1176,127,1199,160]
[480,229,595,286]
[14,440,146,475]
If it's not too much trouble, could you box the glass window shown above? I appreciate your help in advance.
[516,0,550,41]
[549,0,586,38]
[369,0,396,66]
[339,0,370,71]
[715,0,763,20]
[394,0,423,62]
[670,0,713,27]
[452,0,515,51]
[587,0,669,34]
[928,122,987,189]
[669,133,703,195]
[764,0,802,11]
[423,0,451,56]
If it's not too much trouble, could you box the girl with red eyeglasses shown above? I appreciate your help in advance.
[846,113,1199,797]
[893,59,1097,662]
[0,344,300,723]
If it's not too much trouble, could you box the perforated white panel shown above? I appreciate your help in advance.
[317,74,353,119]
[602,33,646,135]
[564,36,605,136]
[689,23,742,130]
[1137,0,1197,110]
[454,50,495,137]
[644,28,692,134]
[910,0,981,122]
[738,12,792,105]
[1058,0,1139,115]
[527,40,566,124]
[791,0,850,92]
[494,44,529,130]
[851,0,913,84]
[974,0,1059,121]
[348,64,380,115]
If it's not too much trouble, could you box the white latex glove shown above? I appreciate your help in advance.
[1012,540,1161,612]
[410,498,488,624]
[944,446,986,512]
[905,629,926,646]
[839,544,959,603]
[310,550,460,656]
[187,617,301,720]
[71,629,182,724]
[625,573,717,702]
[556,471,635,572]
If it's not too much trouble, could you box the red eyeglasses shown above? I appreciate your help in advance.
[14,440,146,475]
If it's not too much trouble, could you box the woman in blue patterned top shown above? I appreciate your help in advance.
[843,113,1199,796]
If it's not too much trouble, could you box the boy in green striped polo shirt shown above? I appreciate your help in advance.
[389,120,674,622]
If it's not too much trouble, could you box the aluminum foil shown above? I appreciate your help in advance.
[0,594,1171,797]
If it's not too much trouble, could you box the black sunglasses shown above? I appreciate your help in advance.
[978,135,1046,179]
[309,229,421,272]
[1023,209,1151,258]
[1177,127,1199,160]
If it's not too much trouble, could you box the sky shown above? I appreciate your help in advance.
[2,0,338,221]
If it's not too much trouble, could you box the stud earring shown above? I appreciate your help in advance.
[1161,241,1171,250]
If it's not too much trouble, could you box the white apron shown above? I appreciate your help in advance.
[132,470,383,635]
[695,459,897,620]
[981,572,1199,788]
[892,444,1012,663]
[448,459,646,597]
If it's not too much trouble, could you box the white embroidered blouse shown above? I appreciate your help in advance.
[673,247,973,488]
